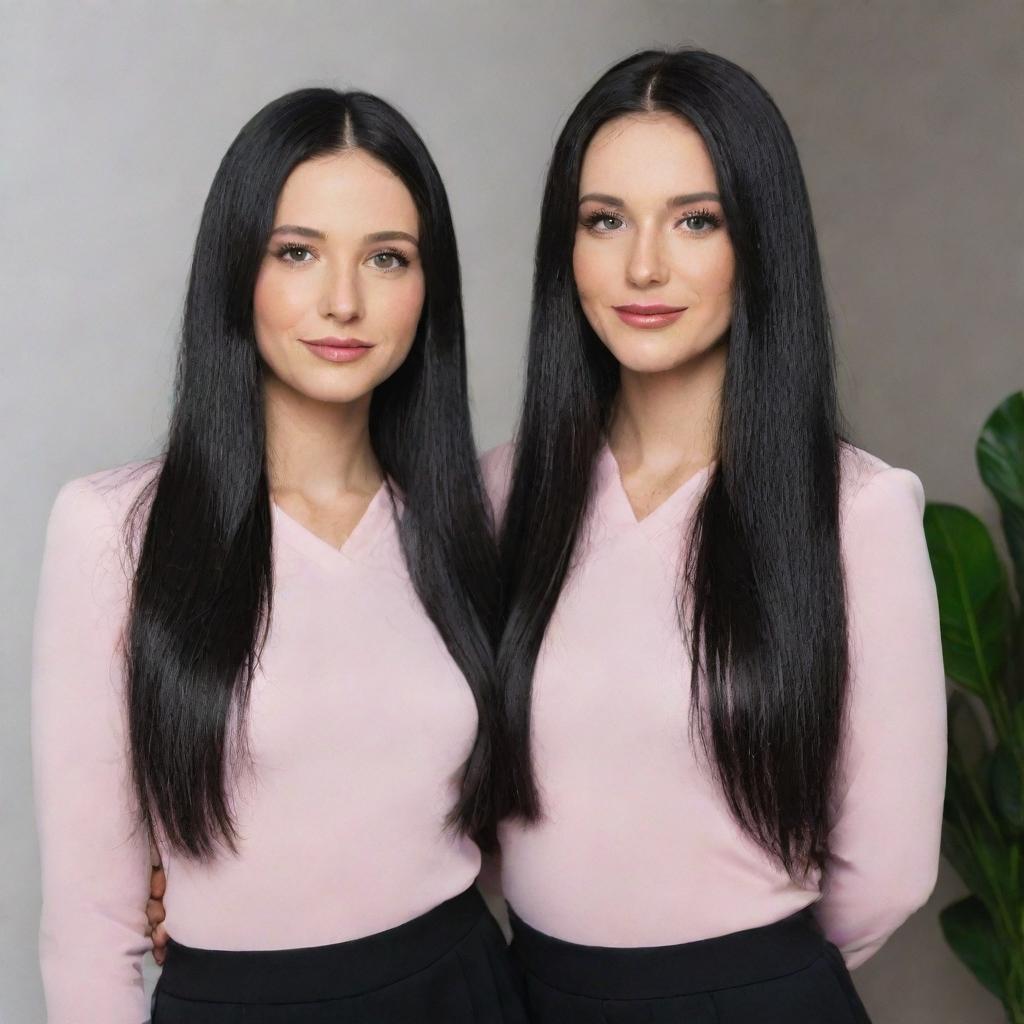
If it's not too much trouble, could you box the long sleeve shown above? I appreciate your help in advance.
[815,466,948,968]
[31,477,152,1023]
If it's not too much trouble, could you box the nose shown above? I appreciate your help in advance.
[626,223,669,288]
[319,262,362,323]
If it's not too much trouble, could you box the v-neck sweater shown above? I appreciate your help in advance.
[481,440,946,969]
[31,460,481,1024]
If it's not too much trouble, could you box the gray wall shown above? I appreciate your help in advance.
[2,2,1020,1021]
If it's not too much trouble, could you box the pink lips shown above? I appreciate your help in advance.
[613,304,687,329]
[301,337,374,363]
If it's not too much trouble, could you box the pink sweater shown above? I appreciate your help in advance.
[31,461,481,1024]
[481,441,946,969]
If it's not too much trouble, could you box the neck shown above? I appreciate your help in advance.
[263,372,381,501]
[608,339,726,474]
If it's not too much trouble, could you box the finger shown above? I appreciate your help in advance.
[146,898,166,927]
[150,865,167,899]
[153,922,169,951]
[147,897,164,929]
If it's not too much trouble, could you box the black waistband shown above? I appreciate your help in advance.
[508,906,827,1000]
[158,886,487,1004]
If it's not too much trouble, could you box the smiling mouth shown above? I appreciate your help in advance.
[301,337,374,363]
[612,304,688,328]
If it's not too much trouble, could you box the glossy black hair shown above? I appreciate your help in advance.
[125,88,502,858]
[498,49,852,876]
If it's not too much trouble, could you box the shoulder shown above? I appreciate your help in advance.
[45,458,162,560]
[478,441,515,520]
[837,441,926,544]
[50,457,162,525]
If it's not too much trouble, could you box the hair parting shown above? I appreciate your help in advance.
[497,48,852,877]
[125,88,503,859]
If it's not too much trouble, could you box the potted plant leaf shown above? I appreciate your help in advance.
[924,390,1024,1021]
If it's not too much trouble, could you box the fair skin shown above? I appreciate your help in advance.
[146,112,731,958]
[258,149,425,545]
[574,111,733,520]
[146,147,425,963]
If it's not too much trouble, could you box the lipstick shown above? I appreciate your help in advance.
[613,304,687,329]
[301,337,374,363]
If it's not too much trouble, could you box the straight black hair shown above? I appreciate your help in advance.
[498,48,852,876]
[125,88,502,859]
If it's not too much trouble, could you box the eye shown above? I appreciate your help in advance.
[274,244,316,264]
[678,209,723,233]
[582,210,625,233]
[368,249,411,272]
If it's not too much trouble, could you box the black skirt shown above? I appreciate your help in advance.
[151,886,528,1023]
[509,906,872,1024]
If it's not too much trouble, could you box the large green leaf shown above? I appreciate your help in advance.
[925,503,1012,697]
[949,691,992,776]
[1014,701,1024,748]
[942,818,989,896]
[940,895,1007,1000]
[978,391,1024,607]
[991,742,1024,834]
[942,781,1016,900]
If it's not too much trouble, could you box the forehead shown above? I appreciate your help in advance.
[579,113,718,197]
[274,150,419,232]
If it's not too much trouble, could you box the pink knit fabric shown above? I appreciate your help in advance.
[481,440,946,969]
[32,461,481,1023]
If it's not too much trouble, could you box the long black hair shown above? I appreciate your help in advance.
[125,89,502,859]
[498,48,852,876]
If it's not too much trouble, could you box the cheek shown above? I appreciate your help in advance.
[572,238,612,305]
[377,274,426,348]
[692,241,735,302]
[253,265,311,344]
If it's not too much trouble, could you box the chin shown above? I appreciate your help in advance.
[605,340,699,376]
[287,367,382,406]
[602,322,728,377]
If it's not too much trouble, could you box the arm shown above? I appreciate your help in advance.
[31,478,153,1023]
[815,466,948,969]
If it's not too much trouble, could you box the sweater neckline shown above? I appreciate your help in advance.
[593,442,716,539]
[270,481,394,567]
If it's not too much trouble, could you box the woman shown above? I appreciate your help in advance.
[486,48,946,1021]
[32,87,526,1023]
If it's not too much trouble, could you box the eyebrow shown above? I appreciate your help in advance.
[270,225,419,245]
[577,191,721,208]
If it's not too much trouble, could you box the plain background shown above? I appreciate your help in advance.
[2,2,1021,1022]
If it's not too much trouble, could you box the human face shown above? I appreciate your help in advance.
[573,112,734,376]
[253,149,425,406]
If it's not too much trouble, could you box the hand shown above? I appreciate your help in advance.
[146,863,169,966]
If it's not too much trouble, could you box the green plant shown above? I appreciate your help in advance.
[924,390,1024,1021]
